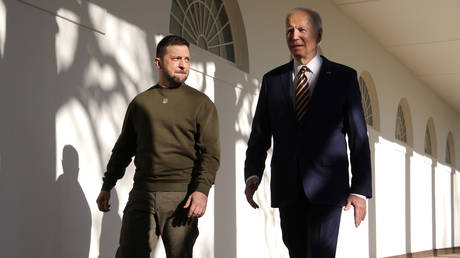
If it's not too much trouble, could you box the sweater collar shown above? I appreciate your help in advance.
[154,82,184,89]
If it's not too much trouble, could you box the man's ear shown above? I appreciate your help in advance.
[316,28,323,44]
[154,57,161,69]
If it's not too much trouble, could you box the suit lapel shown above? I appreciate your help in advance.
[279,60,295,114]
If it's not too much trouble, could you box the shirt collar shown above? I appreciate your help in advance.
[293,53,322,75]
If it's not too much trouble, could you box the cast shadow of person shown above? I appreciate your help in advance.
[55,145,91,258]
[98,189,122,258]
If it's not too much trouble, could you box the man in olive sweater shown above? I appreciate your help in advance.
[96,35,220,258]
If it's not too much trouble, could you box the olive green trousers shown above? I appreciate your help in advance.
[115,190,198,258]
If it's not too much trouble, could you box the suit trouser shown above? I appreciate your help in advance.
[279,191,342,258]
[115,190,199,258]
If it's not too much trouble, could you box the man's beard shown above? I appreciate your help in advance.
[165,71,188,86]
[172,75,186,84]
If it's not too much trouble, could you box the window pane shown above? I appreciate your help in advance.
[217,6,229,27]
[212,0,223,13]
[224,44,235,62]
[396,105,407,143]
[169,0,236,63]
[424,126,432,155]
[171,0,184,22]
[359,76,374,127]
[446,140,452,164]
[222,23,233,42]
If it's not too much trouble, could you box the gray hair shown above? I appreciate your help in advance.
[286,8,322,36]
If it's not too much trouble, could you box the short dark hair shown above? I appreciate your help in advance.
[156,35,190,58]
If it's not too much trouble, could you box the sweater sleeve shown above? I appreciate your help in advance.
[191,98,221,196]
[101,102,137,191]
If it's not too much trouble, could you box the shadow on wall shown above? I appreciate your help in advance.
[0,0,157,257]
[55,145,91,258]
[0,0,257,257]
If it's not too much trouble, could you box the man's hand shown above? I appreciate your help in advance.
[184,191,208,218]
[344,194,367,227]
[96,190,111,212]
[244,177,260,209]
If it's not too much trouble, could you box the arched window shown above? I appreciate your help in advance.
[424,118,437,157]
[358,71,380,131]
[359,76,374,127]
[424,126,432,155]
[169,0,249,71]
[395,98,413,146]
[395,105,407,143]
[446,141,452,164]
[446,132,455,166]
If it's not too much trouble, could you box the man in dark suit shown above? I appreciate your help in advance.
[244,7,372,258]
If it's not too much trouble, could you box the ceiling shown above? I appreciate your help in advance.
[332,0,460,115]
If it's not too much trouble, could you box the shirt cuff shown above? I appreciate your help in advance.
[350,193,366,199]
[245,175,260,184]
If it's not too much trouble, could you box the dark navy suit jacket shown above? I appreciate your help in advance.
[245,57,372,207]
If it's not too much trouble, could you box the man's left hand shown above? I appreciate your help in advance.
[344,194,367,228]
[184,191,208,218]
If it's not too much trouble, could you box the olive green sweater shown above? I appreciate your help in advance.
[102,84,220,195]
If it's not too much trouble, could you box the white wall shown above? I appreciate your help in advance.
[435,164,453,249]
[0,0,459,258]
[455,171,460,247]
[410,153,433,253]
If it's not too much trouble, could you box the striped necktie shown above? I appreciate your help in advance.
[295,65,311,122]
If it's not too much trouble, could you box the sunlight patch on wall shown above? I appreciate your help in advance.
[154,34,165,49]
[18,0,106,34]
[234,87,254,137]
[435,163,452,249]
[87,1,107,34]
[455,169,460,247]
[55,8,79,74]
[204,62,216,100]
[409,152,433,252]
[235,138,288,258]
[56,95,133,258]
[85,92,134,222]
[188,62,215,101]
[96,13,152,94]
[87,97,124,152]
[0,0,5,58]
[336,201,369,258]
[188,62,204,91]
[192,187,215,257]
[119,72,139,101]
[84,59,116,91]
[374,137,407,257]
[55,98,103,258]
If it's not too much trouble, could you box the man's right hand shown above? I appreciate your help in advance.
[96,190,111,212]
[245,177,260,209]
